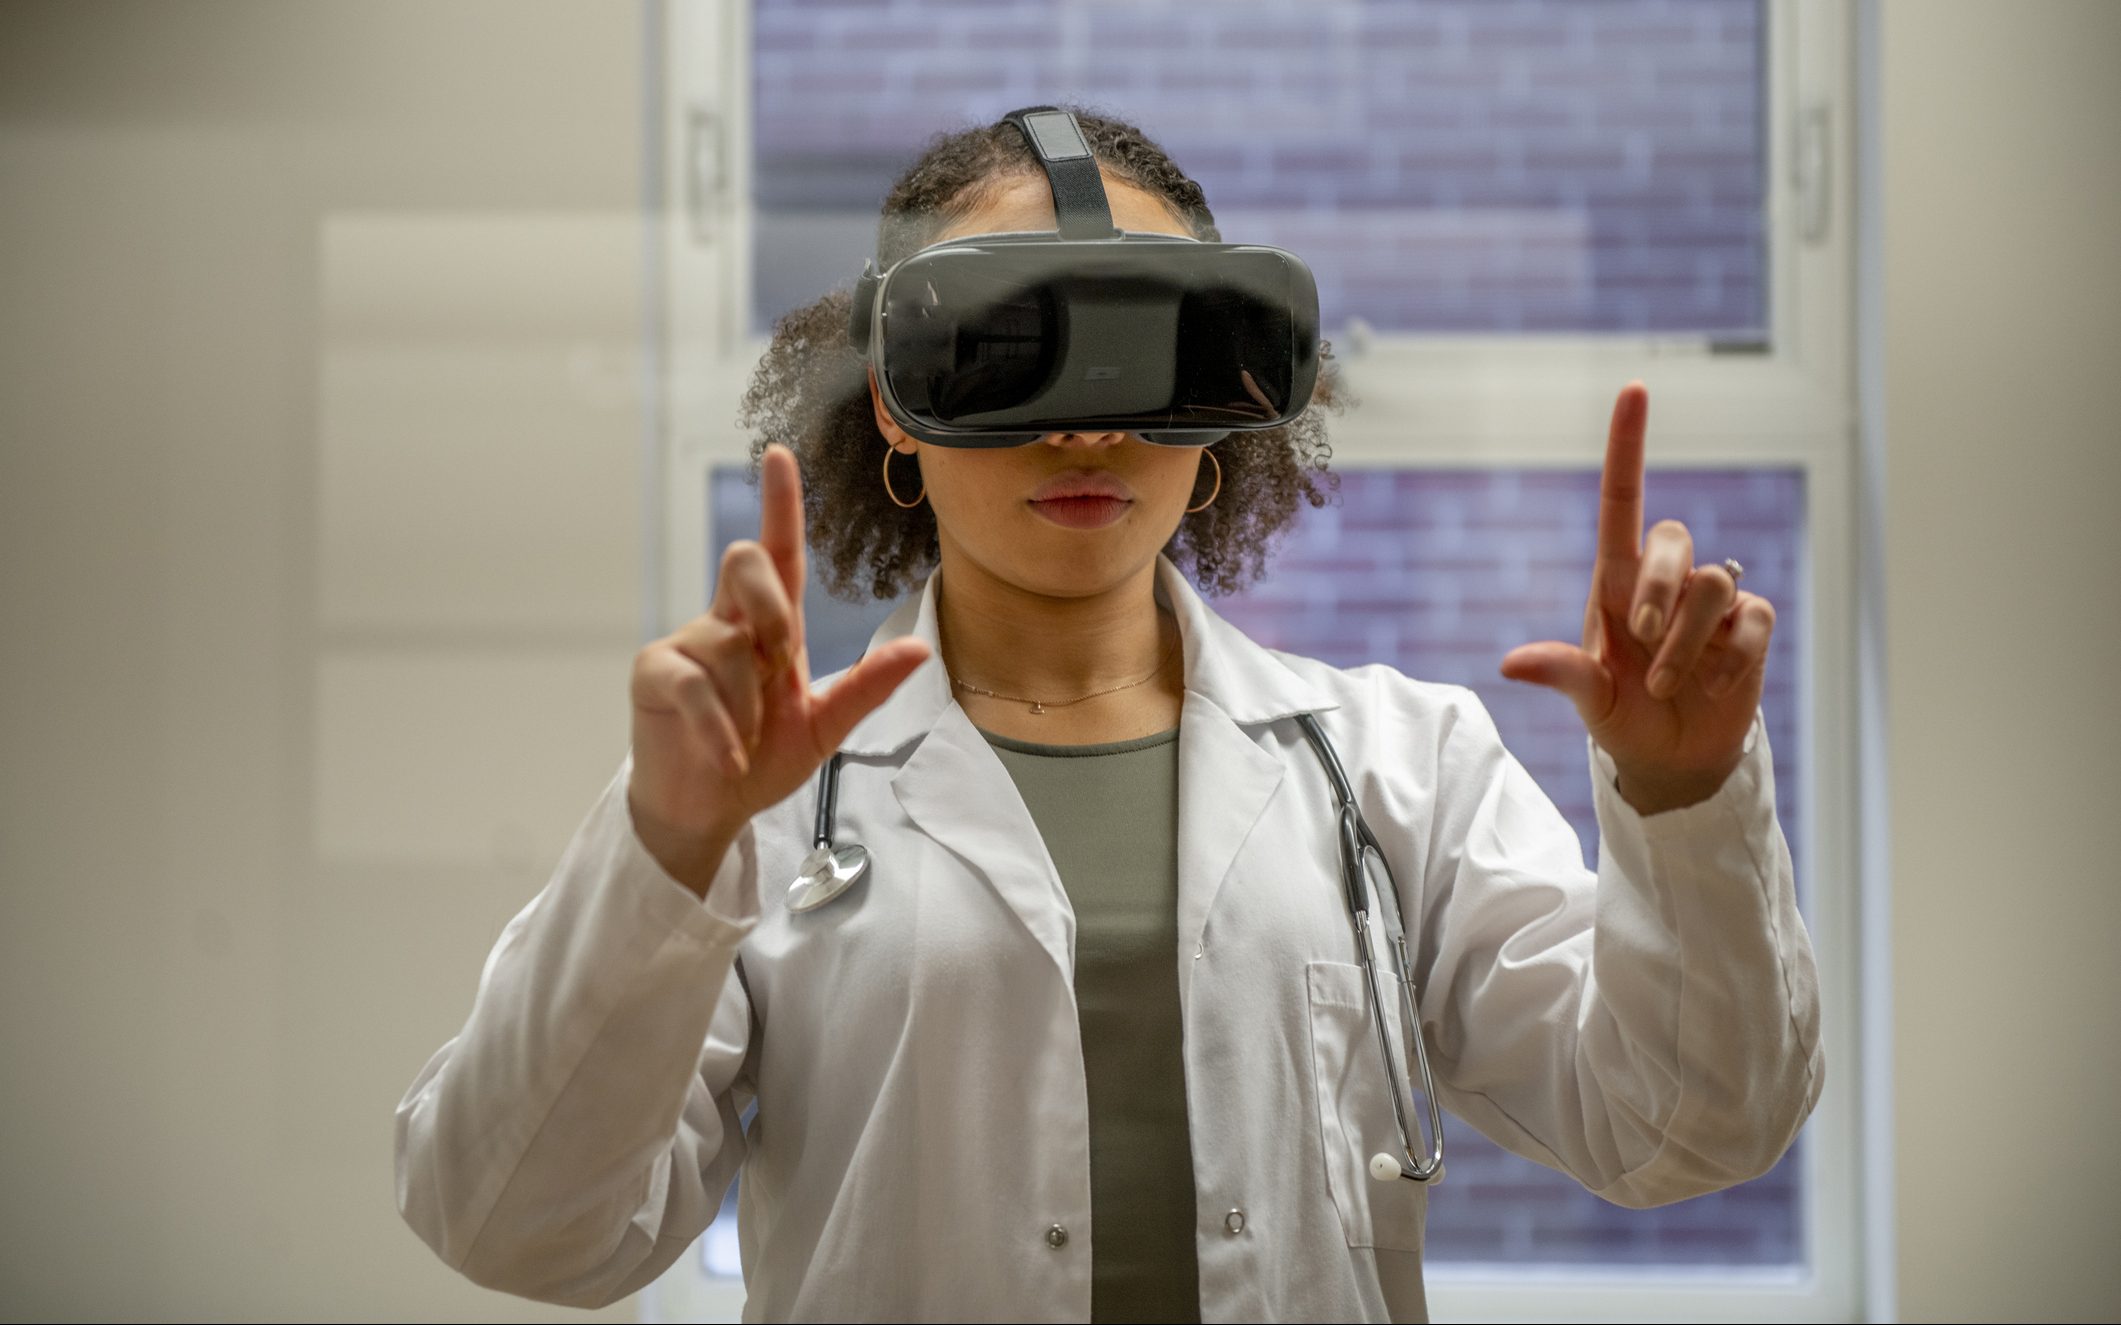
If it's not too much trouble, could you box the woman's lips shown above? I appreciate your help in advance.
[1028,469,1135,530]
[1029,495,1133,530]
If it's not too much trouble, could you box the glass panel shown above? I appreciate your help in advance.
[707,462,1806,1270]
[753,0,1768,339]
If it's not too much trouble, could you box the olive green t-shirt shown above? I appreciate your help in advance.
[979,724,1200,1325]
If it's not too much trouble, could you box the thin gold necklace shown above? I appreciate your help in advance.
[949,635,1179,715]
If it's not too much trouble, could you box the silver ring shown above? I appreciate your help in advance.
[1722,557,1745,584]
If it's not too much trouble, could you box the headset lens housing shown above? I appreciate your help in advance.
[870,238,1321,447]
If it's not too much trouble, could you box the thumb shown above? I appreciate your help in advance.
[809,638,934,754]
[1499,641,1615,726]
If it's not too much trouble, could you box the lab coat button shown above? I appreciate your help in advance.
[1046,1223,1069,1249]
[1224,1208,1246,1235]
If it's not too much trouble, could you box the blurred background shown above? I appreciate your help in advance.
[1,1,2115,1320]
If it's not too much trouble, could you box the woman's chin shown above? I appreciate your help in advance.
[977,540,1161,600]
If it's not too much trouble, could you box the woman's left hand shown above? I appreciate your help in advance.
[1500,382,1777,815]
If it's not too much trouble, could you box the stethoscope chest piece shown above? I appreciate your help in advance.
[787,842,870,913]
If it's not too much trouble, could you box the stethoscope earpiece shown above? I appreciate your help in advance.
[1370,1152,1443,1184]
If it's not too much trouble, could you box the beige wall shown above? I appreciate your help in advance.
[0,2,646,1318]
[1880,1,2121,1320]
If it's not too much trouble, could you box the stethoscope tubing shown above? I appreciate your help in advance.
[812,750,844,852]
[1296,713,1446,1183]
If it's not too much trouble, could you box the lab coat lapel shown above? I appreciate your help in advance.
[892,709,1076,983]
[1155,557,1338,1007]
[1174,692,1283,1007]
[841,570,1075,981]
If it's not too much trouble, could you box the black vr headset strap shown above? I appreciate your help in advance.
[851,107,1115,357]
[1002,106,1117,240]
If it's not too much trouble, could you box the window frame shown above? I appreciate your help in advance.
[644,2,1865,1319]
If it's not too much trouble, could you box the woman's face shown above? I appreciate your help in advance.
[868,172,1208,601]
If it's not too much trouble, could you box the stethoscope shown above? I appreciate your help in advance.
[785,713,1445,1185]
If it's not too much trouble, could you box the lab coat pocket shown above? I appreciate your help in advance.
[1305,960,1428,1252]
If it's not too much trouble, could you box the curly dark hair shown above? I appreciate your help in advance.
[738,105,1343,601]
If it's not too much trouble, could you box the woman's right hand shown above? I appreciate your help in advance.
[627,444,932,896]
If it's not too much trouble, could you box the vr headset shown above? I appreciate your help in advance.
[846,106,1321,448]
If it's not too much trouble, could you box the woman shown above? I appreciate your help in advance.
[396,110,1820,1323]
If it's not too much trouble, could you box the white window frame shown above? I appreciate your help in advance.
[643,2,1869,1320]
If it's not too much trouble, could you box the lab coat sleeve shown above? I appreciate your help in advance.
[1405,688,1822,1208]
[394,757,761,1306]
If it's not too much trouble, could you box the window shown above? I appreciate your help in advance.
[649,1,1858,1319]
[752,0,1770,340]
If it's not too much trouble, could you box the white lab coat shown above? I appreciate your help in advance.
[396,555,1822,1322]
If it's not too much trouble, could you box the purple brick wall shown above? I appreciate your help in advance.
[751,0,1767,337]
[707,462,1806,1268]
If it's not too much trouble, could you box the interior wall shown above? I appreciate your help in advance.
[1879,1,2121,1319]
[0,2,648,1318]
[7,2,2121,1321]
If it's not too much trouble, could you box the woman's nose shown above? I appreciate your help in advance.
[1043,431,1127,449]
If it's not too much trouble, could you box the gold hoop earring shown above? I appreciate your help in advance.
[1186,448,1222,514]
[882,445,925,508]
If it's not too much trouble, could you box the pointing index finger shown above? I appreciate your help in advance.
[1595,382,1649,602]
[759,444,808,613]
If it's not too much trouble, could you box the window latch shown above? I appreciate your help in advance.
[686,104,726,247]
[1795,102,1832,245]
